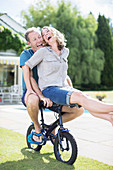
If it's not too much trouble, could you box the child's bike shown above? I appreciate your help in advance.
[26,101,80,165]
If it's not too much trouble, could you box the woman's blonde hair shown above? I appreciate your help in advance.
[41,26,67,50]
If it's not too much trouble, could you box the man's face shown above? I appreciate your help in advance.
[27,31,43,52]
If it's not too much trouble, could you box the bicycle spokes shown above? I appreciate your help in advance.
[54,132,78,165]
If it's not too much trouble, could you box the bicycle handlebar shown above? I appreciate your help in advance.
[39,101,81,109]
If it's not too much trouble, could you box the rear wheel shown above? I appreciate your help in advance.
[26,124,42,151]
[54,131,78,165]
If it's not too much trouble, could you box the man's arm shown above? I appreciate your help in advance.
[22,65,52,107]
[22,65,36,104]
[30,70,52,106]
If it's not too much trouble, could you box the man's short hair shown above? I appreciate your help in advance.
[25,27,41,42]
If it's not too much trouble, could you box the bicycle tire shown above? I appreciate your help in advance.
[54,131,78,165]
[26,124,42,151]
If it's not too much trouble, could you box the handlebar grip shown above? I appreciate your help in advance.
[39,100,81,109]
[39,101,46,109]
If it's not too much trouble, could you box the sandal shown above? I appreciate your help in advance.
[28,132,44,145]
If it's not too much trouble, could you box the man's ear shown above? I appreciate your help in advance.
[27,41,30,46]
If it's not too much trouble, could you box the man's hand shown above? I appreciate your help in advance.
[40,96,53,107]
[25,89,37,105]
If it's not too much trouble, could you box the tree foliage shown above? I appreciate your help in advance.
[0,25,25,55]
[96,15,113,87]
[21,0,56,28]
[54,2,104,87]
[21,0,105,88]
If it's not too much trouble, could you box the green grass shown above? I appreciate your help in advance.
[0,127,113,170]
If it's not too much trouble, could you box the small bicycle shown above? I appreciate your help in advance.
[26,101,80,165]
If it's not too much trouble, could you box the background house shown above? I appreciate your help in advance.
[0,13,26,41]
[0,13,26,91]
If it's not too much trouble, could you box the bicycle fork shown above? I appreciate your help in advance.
[58,110,69,151]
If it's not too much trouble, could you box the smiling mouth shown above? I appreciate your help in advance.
[47,36,52,40]
[37,43,42,47]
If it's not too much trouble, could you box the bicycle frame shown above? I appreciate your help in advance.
[40,104,69,142]
[26,102,79,165]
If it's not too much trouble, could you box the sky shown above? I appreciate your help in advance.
[0,0,113,26]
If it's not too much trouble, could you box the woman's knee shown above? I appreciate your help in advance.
[70,90,84,104]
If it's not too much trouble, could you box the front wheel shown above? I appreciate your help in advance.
[54,131,78,165]
[26,124,42,151]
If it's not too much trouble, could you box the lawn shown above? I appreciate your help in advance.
[0,127,113,170]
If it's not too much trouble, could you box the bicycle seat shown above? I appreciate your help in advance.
[39,101,81,114]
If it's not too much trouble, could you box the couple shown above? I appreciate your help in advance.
[20,26,113,145]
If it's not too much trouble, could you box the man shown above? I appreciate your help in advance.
[20,27,84,144]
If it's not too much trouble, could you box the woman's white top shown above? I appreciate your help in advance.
[25,46,69,90]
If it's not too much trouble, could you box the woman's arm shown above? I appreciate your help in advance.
[25,48,44,70]
[66,75,73,87]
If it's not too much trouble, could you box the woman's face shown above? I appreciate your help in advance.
[42,28,56,45]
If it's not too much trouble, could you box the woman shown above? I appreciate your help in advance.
[25,26,113,126]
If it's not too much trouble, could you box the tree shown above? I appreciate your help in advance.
[69,14,104,87]
[21,0,105,88]
[96,14,113,87]
[0,25,25,55]
[21,0,56,28]
[55,2,104,87]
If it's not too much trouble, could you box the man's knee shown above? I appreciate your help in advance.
[78,107,84,115]
[27,94,39,107]
[71,107,84,119]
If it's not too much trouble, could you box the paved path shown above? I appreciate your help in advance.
[0,103,113,166]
